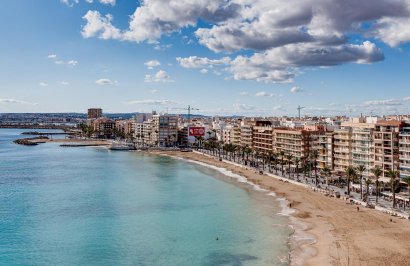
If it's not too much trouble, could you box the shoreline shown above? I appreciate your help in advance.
[155,151,316,265]
[152,150,410,266]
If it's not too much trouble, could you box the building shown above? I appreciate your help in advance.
[315,132,334,171]
[399,123,410,179]
[92,117,115,138]
[273,128,313,159]
[252,126,273,153]
[240,123,253,147]
[152,114,178,147]
[87,108,103,119]
[332,128,352,173]
[373,120,403,178]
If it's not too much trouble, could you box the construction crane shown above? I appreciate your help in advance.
[170,105,199,121]
[297,105,305,120]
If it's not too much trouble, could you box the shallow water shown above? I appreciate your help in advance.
[0,129,291,265]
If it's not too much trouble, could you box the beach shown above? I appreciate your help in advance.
[154,150,410,266]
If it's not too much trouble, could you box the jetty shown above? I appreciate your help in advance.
[14,136,49,145]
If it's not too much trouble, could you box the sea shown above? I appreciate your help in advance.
[0,128,291,265]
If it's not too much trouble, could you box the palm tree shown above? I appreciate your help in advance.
[371,166,383,204]
[345,166,357,196]
[402,177,410,211]
[356,164,367,199]
[279,151,285,176]
[321,166,332,186]
[386,170,400,208]
[365,178,372,204]
[310,150,319,186]
[286,154,293,178]
[294,157,301,180]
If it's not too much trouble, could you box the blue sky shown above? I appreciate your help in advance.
[1,0,410,116]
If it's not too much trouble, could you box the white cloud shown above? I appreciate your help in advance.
[60,81,70,86]
[82,11,122,40]
[151,89,158,94]
[39,82,47,87]
[373,17,410,47]
[60,0,79,7]
[255,91,274,97]
[144,70,173,83]
[200,68,208,74]
[290,86,303,93]
[403,96,410,101]
[177,56,231,69]
[62,0,115,6]
[99,0,116,6]
[128,99,178,105]
[95,78,119,86]
[67,60,78,67]
[0,98,38,105]
[233,103,256,112]
[153,44,173,51]
[239,91,249,96]
[48,54,78,67]
[144,60,161,69]
[273,105,285,111]
[364,99,402,106]
[80,0,410,83]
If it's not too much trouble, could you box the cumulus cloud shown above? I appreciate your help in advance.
[95,78,119,86]
[144,70,173,83]
[144,60,161,69]
[403,96,410,101]
[60,81,70,86]
[255,91,274,97]
[290,86,303,93]
[239,91,249,96]
[128,99,178,105]
[39,82,47,87]
[48,54,57,59]
[82,11,121,39]
[373,17,410,47]
[81,0,410,83]
[200,69,208,74]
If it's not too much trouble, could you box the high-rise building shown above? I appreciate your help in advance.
[87,108,103,119]
[399,123,410,180]
[373,120,403,178]
[152,114,178,147]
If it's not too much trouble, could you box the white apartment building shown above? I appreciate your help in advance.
[399,124,410,179]
[333,128,352,173]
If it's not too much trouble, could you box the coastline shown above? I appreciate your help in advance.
[152,150,410,266]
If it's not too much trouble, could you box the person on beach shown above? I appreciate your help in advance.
[357,206,359,212]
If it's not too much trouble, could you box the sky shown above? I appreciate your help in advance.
[1,0,410,117]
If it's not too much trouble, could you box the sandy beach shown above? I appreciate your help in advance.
[154,150,410,266]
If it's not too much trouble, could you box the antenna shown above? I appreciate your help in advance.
[297,105,305,120]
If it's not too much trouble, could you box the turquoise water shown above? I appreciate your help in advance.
[0,129,290,265]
